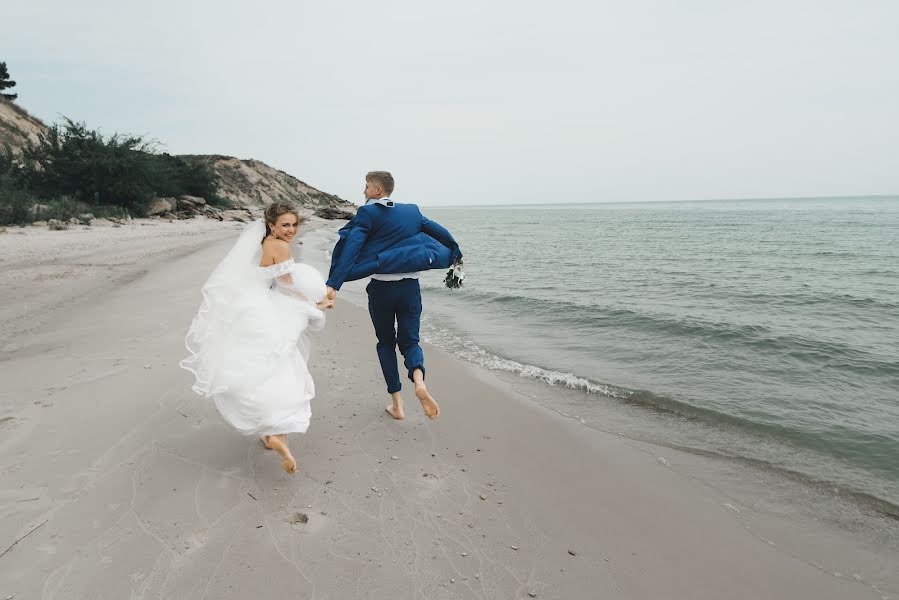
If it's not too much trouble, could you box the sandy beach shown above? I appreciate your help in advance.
[0,219,894,599]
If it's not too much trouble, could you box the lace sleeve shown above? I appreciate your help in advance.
[259,258,295,278]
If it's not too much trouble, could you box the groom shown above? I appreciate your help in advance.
[325,171,462,421]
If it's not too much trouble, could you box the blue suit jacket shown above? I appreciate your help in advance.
[326,202,462,290]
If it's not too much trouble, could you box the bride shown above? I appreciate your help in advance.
[180,202,333,474]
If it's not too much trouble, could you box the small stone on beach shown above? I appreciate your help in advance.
[568,549,577,556]
[480,494,487,500]
[511,545,519,550]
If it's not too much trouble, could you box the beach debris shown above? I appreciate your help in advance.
[568,549,577,556]
[723,503,740,514]
[391,455,398,460]
[288,512,309,525]
[475,573,480,579]
[657,457,670,467]
[450,578,455,583]
[462,552,468,557]
[247,492,257,501]
[528,592,537,598]
[0,519,48,560]
[480,494,487,500]
[510,545,519,551]
[372,487,379,492]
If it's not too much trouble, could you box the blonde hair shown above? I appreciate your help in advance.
[263,201,302,241]
[366,171,395,196]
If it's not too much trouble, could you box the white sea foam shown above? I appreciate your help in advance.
[419,318,631,399]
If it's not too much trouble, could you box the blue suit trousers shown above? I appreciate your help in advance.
[366,278,425,394]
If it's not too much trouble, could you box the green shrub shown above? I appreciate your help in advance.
[0,172,35,225]
[17,118,221,216]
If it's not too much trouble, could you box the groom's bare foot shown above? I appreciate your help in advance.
[266,434,297,474]
[385,392,405,420]
[385,404,405,420]
[415,383,440,420]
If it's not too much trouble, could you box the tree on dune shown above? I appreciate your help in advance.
[0,62,17,101]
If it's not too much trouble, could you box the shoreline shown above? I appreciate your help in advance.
[0,221,894,598]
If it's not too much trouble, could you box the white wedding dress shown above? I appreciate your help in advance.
[180,220,327,436]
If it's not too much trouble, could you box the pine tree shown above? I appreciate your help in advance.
[0,62,18,101]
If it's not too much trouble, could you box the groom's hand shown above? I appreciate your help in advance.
[325,286,337,307]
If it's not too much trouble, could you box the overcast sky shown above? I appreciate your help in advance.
[5,1,898,206]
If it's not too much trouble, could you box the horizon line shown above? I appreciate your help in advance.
[422,193,899,209]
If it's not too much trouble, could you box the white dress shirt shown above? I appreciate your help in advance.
[365,197,421,282]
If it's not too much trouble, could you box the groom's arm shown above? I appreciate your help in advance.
[421,215,463,263]
[326,207,374,291]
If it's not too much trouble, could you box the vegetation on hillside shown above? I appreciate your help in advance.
[1,118,224,226]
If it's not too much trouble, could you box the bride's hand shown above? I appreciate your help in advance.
[316,297,334,310]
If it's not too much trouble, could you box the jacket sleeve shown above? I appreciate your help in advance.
[421,215,463,262]
[326,207,373,290]
[327,219,354,279]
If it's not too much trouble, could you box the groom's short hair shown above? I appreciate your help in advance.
[366,171,395,196]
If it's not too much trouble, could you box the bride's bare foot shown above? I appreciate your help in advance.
[415,383,440,420]
[266,434,297,474]
[260,435,274,450]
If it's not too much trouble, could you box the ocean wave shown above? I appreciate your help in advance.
[422,325,633,399]
[429,287,896,373]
